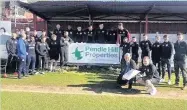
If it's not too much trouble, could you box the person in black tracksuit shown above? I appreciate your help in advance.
[151,36,162,77]
[49,34,60,72]
[6,33,18,73]
[36,37,50,73]
[130,37,139,64]
[95,24,107,43]
[53,24,64,40]
[75,26,86,43]
[106,28,117,44]
[33,30,41,70]
[60,31,73,67]
[67,25,75,41]
[26,36,36,74]
[140,34,152,60]
[85,25,95,43]
[137,57,160,95]
[120,37,130,71]
[174,33,187,90]
[160,35,173,84]
[116,23,130,45]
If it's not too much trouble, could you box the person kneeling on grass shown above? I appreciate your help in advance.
[137,56,160,95]
[117,53,137,89]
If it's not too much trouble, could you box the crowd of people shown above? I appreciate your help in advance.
[3,22,187,95]
[118,32,187,95]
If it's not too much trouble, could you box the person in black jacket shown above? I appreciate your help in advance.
[160,35,173,85]
[6,33,18,73]
[67,25,74,41]
[116,23,130,45]
[174,33,187,90]
[60,31,73,67]
[85,25,95,43]
[130,37,139,64]
[53,24,63,40]
[151,36,162,77]
[75,26,86,43]
[36,37,50,74]
[49,34,60,72]
[95,24,107,43]
[137,56,160,95]
[117,53,137,89]
[140,34,152,60]
[120,37,130,71]
[106,27,117,44]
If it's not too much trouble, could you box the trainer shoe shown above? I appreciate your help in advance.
[182,86,187,90]
[150,88,157,95]
[159,78,165,83]
[40,72,45,75]
[146,87,152,93]
[168,80,171,85]
[175,83,179,87]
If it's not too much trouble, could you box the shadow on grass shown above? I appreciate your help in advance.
[68,78,144,95]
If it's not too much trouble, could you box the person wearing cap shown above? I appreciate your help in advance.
[53,24,63,40]
[152,36,162,77]
[117,53,137,89]
[95,24,107,43]
[140,34,152,61]
[130,37,139,64]
[120,37,130,71]
[17,33,27,79]
[36,36,50,74]
[160,35,173,85]
[137,56,160,95]
[174,33,187,90]
[60,31,73,67]
[116,23,130,45]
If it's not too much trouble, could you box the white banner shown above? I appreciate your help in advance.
[68,43,121,64]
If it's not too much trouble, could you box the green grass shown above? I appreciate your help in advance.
[1,71,106,86]
[2,91,187,110]
[1,70,187,93]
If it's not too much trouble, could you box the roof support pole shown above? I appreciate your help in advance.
[145,15,148,35]
[89,14,92,25]
[45,20,48,34]
[139,21,142,43]
[33,14,37,30]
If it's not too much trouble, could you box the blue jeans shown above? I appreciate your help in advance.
[27,55,36,73]
[18,56,26,78]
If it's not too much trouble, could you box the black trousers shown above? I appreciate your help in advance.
[174,60,187,86]
[38,55,48,70]
[132,54,138,64]
[161,58,171,80]
[60,48,68,66]
[117,74,134,89]
[153,61,161,77]
[7,54,18,72]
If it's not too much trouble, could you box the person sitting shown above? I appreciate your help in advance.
[117,53,137,89]
[137,56,160,95]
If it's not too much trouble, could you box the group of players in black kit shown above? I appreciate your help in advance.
[5,22,187,90]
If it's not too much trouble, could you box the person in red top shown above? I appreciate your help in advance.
[116,23,131,45]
